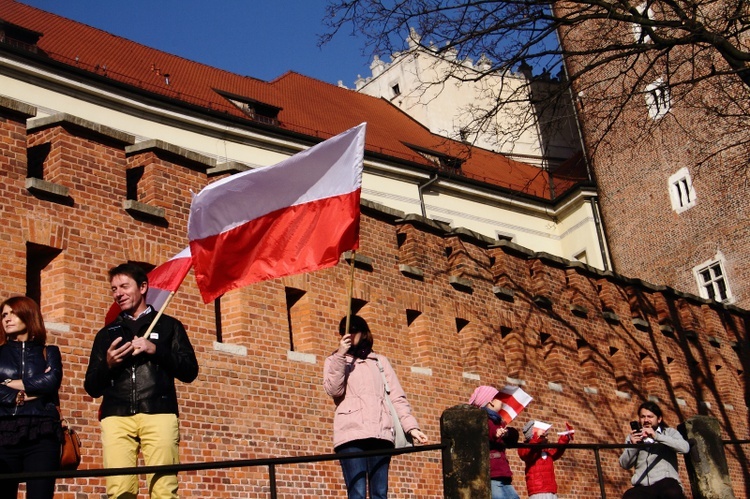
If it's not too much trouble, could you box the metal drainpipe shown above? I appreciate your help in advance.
[589,197,611,271]
[418,174,439,217]
[554,27,612,272]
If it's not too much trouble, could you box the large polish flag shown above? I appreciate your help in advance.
[496,386,533,424]
[104,247,193,324]
[188,123,365,303]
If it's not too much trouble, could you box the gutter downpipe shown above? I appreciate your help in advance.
[418,174,439,218]
[554,25,611,271]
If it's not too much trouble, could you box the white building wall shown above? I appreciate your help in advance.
[1,55,606,271]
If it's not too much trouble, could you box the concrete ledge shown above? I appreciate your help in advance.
[583,386,598,395]
[0,95,37,118]
[287,350,316,364]
[126,139,216,169]
[411,366,433,376]
[492,286,515,301]
[343,251,373,271]
[207,161,254,176]
[213,341,247,356]
[448,226,498,247]
[361,198,405,221]
[615,390,631,400]
[462,372,480,381]
[548,382,563,392]
[395,213,451,235]
[28,113,135,145]
[449,275,473,292]
[506,376,526,386]
[45,322,70,334]
[122,199,166,220]
[398,264,424,279]
[676,398,687,406]
[26,177,70,201]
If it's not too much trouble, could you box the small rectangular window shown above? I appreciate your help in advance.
[645,79,670,119]
[633,3,654,43]
[694,256,732,303]
[391,83,401,96]
[667,167,696,213]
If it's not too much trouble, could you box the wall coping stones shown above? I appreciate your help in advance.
[126,139,216,169]
[207,161,253,176]
[28,113,135,145]
[213,341,247,356]
[287,350,316,364]
[395,213,450,235]
[0,94,37,118]
[361,198,405,221]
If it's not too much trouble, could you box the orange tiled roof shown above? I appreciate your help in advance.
[0,0,586,200]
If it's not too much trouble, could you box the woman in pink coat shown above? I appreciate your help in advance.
[323,315,428,499]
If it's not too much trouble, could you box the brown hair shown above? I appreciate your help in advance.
[0,296,47,345]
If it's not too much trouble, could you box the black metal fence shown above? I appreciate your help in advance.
[1,439,748,498]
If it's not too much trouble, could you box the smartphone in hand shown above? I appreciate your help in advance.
[630,421,641,432]
[107,324,134,345]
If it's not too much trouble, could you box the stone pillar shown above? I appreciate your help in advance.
[441,404,489,499]
[679,416,735,499]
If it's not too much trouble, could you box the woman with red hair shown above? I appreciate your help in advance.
[0,296,63,499]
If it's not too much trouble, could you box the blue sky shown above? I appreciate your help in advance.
[20,1,376,87]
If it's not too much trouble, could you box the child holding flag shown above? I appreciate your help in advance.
[518,419,575,499]
[469,386,521,499]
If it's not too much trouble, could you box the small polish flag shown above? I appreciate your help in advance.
[188,123,365,303]
[104,247,192,324]
[496,385,533,424]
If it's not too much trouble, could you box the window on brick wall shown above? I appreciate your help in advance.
[574,250,588,264]
[633,2,654,43]
[668,167,696,213]
[285,287,306,351]
[27,143,51,179]
[26,242,62,307]
[126,166,145,201]
[645,79,670,119]
[693,254,733,303]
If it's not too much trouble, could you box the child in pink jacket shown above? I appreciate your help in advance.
[323,315,428,499]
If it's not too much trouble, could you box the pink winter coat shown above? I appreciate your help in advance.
[323,351,420,449]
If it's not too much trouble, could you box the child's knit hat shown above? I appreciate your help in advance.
[468,385,499,408]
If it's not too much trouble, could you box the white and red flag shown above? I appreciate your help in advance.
[496,385,533,424]
[104,247,193,324]
[188,123,365,303]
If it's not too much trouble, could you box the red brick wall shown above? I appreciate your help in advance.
[1,106,748,498]
[554,7,750,309]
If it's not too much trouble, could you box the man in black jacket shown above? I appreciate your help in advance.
[85,263,198,499]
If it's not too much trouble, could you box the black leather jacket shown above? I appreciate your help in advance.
[84,309,198,419]
[0,342,62,419]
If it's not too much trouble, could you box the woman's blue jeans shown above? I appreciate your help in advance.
[336,439,393,499]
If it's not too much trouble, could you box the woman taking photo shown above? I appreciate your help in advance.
[0,296,63,499]
[324,315,428,499]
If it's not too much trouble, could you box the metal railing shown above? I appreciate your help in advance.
[1,439,748,498]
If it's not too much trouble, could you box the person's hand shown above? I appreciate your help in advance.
[630,427,644,444]
[5,379,24,391]
[565,421,575,441]
[337,333,352,356]
[640,426,656,439]
[131,336,156,356]
[106,337,134,368]
[496,427,507,439]
[409,429,428,444]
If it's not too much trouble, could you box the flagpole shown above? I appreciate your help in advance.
[140,290,177,339]
[344,250,357,334]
